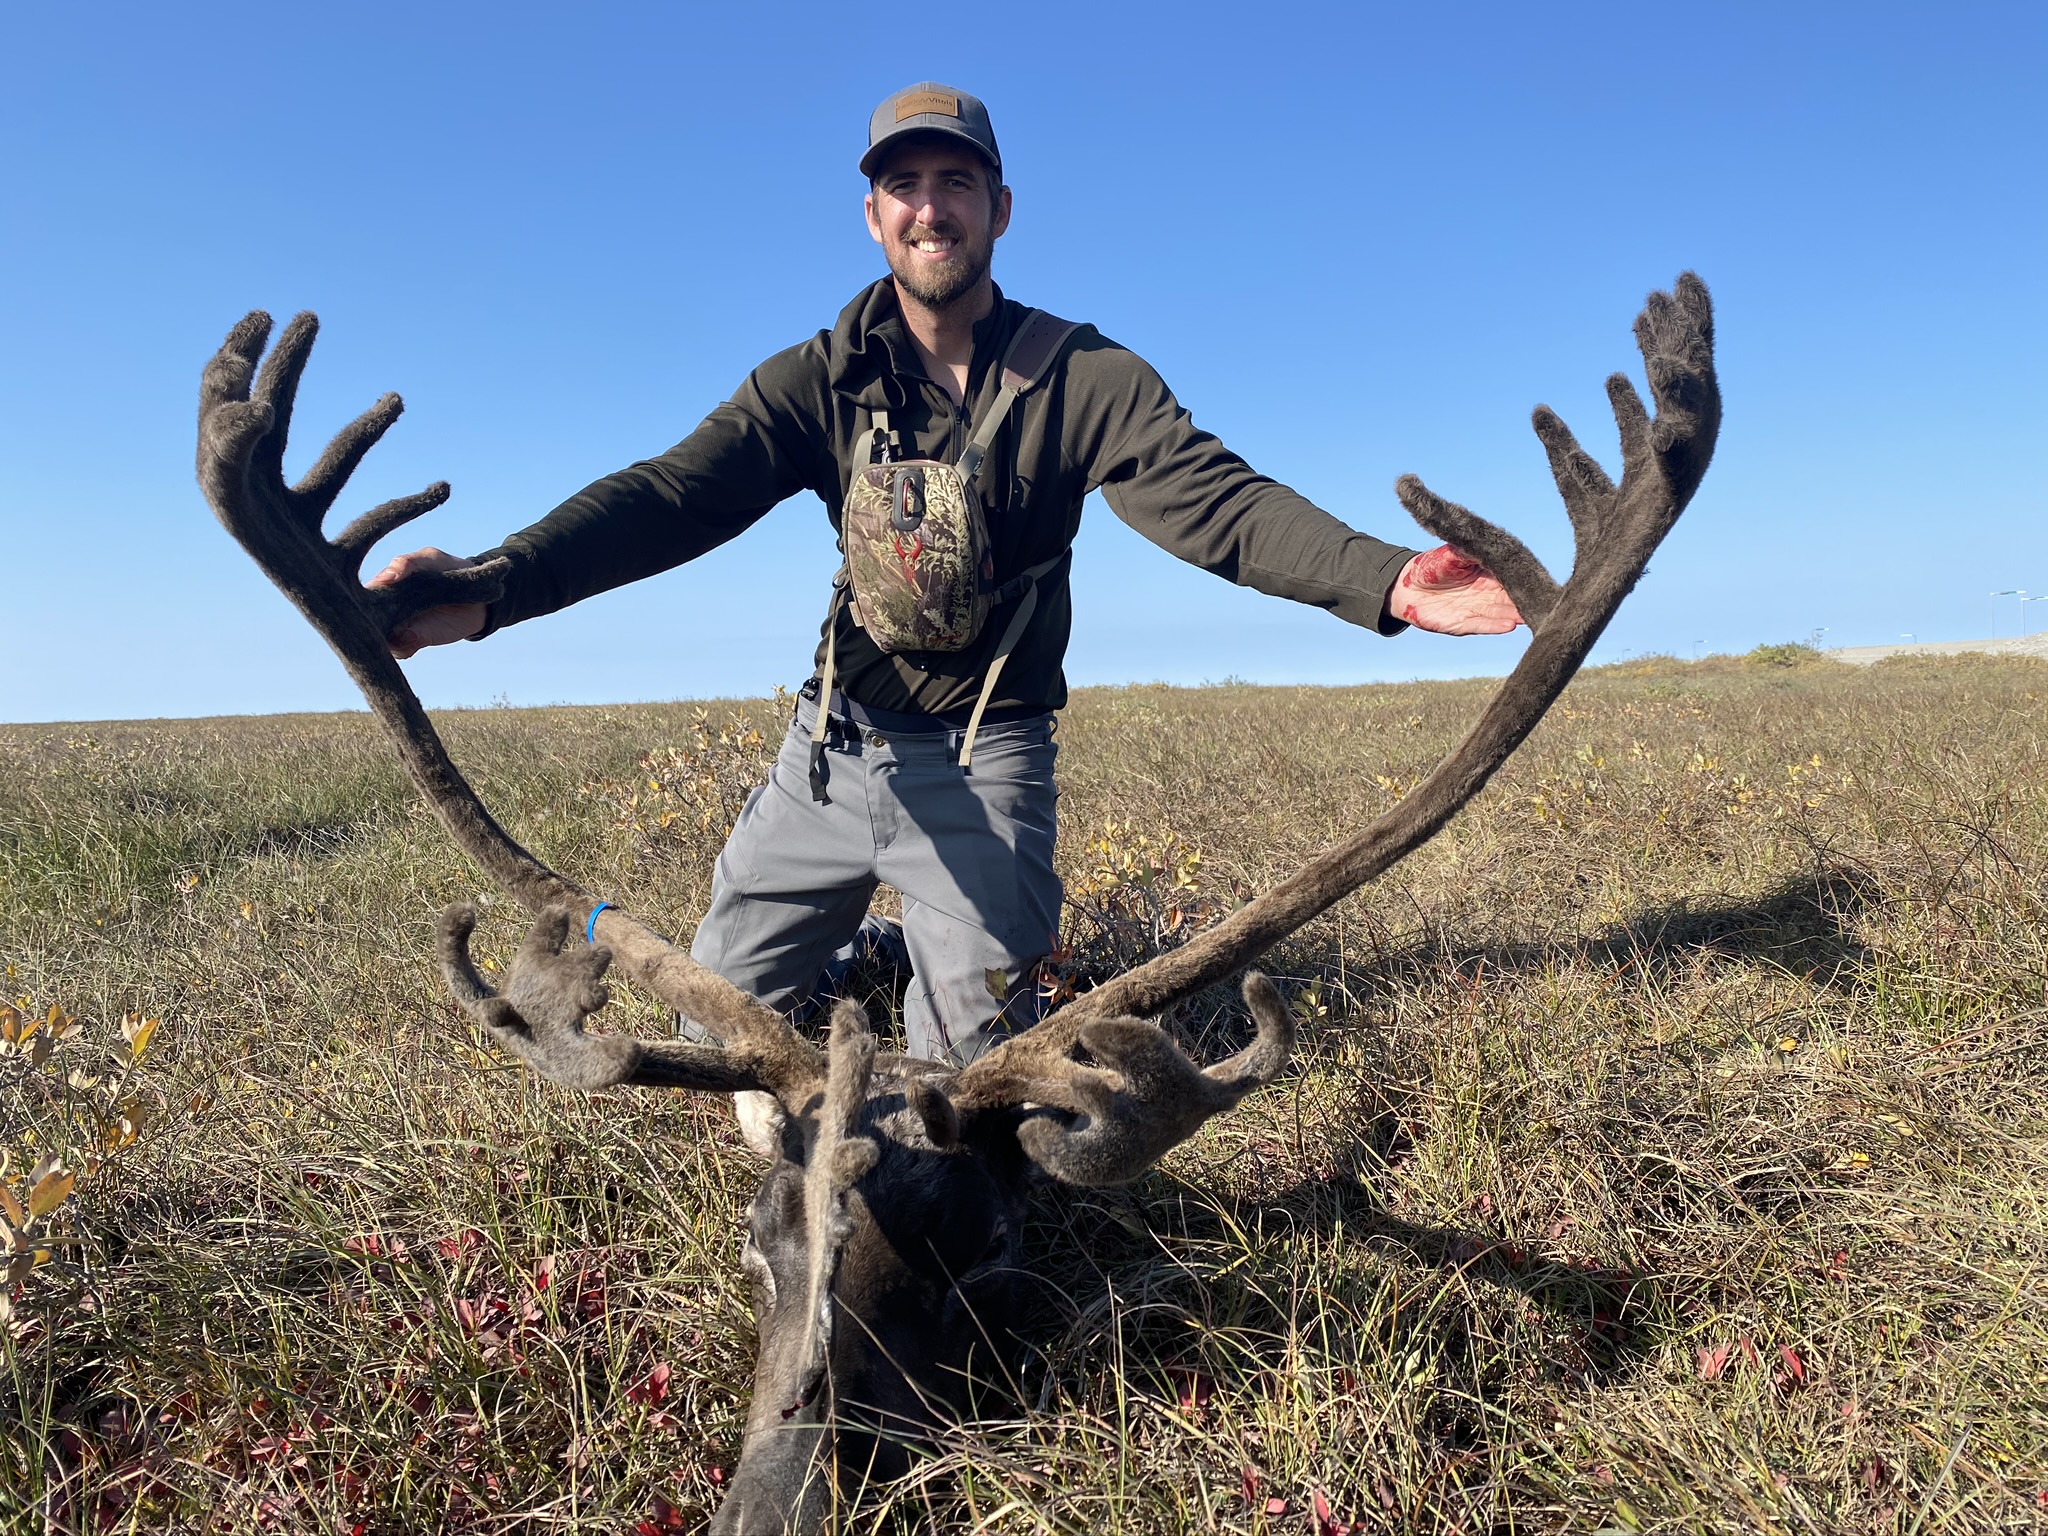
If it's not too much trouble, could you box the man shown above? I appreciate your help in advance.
[373,83,1521,1064]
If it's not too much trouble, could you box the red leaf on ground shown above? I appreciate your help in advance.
[1241,1467,1260,1504]
[628,1362,673,1408]
[157,1390,198,1424]
[1310,1487,1349,1536]
[1698,1343,1733,1381]
[1776,1345,1807,1389]
[1736,1334,1760,1369]
[1265,1496,1289,1516]
[636,1495,688,1532]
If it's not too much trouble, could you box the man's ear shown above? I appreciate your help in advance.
[992,184,1012,241]
[864,190,884,245]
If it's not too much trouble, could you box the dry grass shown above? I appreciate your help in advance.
[1,654,2044,1534]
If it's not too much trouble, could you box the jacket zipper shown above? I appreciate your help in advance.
[948,398,970,464]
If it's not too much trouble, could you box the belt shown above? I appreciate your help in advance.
[799,678,1049,737]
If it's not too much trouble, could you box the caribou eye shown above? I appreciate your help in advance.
[964,1223,1011,1275]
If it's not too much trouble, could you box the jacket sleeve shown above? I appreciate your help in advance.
[1065,336,1418,636]
[470,340,833,634]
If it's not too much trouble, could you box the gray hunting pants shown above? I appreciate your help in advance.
[688,698,1062,1064]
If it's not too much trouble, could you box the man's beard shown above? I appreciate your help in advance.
[887,222,993,309]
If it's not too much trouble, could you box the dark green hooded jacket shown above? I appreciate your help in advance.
[476,280,1418,716]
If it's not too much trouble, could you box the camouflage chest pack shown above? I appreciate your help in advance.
[809,310,1082,798]
[841,456,991,653]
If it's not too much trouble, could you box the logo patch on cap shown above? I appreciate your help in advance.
[895,90,960,121]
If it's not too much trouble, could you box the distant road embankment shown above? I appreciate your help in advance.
[1829,635,2048,666]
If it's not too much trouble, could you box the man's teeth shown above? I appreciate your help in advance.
[913,238,956,252]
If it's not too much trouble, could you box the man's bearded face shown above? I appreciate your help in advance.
[866,139,1010,312]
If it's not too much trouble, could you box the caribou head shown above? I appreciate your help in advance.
[194,274,1718,1534]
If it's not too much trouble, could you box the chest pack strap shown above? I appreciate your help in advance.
[811,310,1083,801]
[954,547,1067,767]
[954,309,1084,483]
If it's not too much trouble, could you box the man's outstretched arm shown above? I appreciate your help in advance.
[362,340,835,658]
[1072,338,1523,639]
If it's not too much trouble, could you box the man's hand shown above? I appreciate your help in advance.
[1385,545,1524,636]
[367,548,488,659]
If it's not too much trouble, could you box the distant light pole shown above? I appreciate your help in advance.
[1900,633,1915,643]
[2022,594,2048,636]
[1991,589,2026,637]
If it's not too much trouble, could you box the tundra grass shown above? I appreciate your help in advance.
[1,654,2043,1534]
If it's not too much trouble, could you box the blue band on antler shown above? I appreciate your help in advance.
[586,901,612,945]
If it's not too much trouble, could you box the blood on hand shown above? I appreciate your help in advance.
[1408,544,1487,589]
[1397,544,1489,623]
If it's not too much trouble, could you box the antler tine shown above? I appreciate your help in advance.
[439,906,824,1100]
[1394,479,1564,632]
[246,312,320,501]
[952,973,1293,1186]
[197,311,811,1062]
[334,484,453,576]
[298,391,405,524]
[959,274,1719,1108]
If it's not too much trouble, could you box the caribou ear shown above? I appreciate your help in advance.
[907,1077,960,1149]
[733,1091,786,1158]
[961,974,1294,1187]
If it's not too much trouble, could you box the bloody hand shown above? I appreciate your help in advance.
[1386,544,1525,636]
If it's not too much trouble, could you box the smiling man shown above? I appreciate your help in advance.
[373,83,1521,1064]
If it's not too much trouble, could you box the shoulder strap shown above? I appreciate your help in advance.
[957,548,1069,768]
[808,573,850,801]
[956,309,1083,483]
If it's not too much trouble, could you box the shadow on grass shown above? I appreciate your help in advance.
[1017,1172,1660,1448]
[1328,866,1876,1000]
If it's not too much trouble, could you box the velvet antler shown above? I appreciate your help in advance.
[196,311,814,1077]
[952,274,1720,1181]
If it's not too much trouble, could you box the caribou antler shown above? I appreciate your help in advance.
[195,311,812,1077]
[198,276,1718,1192]
[438,904,823,1098]
[952,274,1720,1181]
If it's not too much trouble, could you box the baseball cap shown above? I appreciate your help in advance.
[860,83,1002,180]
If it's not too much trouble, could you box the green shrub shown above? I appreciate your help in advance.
[1743,640,1826,668]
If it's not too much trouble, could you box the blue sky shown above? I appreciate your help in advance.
[3,0,2042,722]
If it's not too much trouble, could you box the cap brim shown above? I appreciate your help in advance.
[860,120,1000,179]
